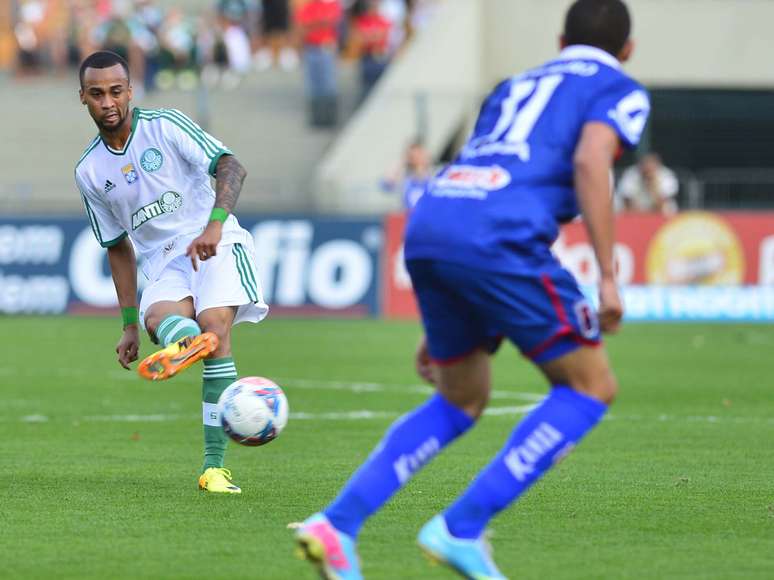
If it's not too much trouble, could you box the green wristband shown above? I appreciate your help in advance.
[210,208,228,223]
[121,306,139,327]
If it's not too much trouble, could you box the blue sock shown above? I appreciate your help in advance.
[155,315,201,346]
[444,386,607,539]
[324,394,474,538]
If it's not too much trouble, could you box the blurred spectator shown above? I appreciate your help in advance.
[154,7,198,90]
[617,153,679,215]
[217,0,253,78]
[13,0,47,73]
[381,138,433,210]
[91,5,158,96]
[135,0,164,29]
[352,0,391,101]
[295,0,343,128]
[42,0,70,73]
[377,0,406,54]
[157,8,195,69]
[132,0,164,89]
[406,0,438,39]
[1,0,13,66]
[6,0,436,109]
[254,0,298,71]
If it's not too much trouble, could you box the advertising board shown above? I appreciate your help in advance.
[382,211,774,321]
[0,217,383,316]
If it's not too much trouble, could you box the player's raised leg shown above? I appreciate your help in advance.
[138,298,219,381]
[420,345,615,578]
[295,348,487,580]
[196,305,242,494]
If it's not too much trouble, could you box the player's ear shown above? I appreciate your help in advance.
[618,40,634,63]
[79,88,86,105]
[559,34,568,50]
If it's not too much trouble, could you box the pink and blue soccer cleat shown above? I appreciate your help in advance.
[294,513,362,580]
[418,515,507,580]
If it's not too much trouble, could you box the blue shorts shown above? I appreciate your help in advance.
[406,259,601,365]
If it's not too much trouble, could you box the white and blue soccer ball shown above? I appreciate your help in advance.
[218,377,289,446]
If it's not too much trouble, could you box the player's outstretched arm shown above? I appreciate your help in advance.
[186,155,247,270]
[107,237,140,369]
[574,121,623,334]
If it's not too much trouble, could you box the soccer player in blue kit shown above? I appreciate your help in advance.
[295,1,650,578]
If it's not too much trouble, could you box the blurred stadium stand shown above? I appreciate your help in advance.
[1,0,773,216]
[316,0,774,214]
[0,67,361,214]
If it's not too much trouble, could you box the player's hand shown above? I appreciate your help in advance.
[186,221,223,271]
[415,337,436,385]
[598,277,623,334]
[116,325,140,370]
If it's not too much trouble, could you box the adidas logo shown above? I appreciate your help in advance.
[104,180,116,193]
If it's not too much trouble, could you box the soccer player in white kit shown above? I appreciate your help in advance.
[75,51,268,494]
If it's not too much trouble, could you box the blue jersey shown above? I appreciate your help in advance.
[405,45,650,274]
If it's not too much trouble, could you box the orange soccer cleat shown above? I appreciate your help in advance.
[137,332,219,381]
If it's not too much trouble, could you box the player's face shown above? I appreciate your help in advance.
[79,64,133,132]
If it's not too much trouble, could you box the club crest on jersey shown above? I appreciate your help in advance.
[122,163,138,184]
[131,191,183,230]
[140,147,163,173]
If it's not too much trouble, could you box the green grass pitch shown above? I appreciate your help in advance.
[2,317,773,579]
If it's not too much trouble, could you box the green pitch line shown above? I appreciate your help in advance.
[1,317,773,579]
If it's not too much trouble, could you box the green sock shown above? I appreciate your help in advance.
[202,357,237,472]
[156,315,201,346]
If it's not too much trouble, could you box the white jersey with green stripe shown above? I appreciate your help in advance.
[74,107,252,282]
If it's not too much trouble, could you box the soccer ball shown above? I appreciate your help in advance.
[218,377,289,446]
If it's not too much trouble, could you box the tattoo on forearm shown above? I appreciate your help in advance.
[214,155,247,214]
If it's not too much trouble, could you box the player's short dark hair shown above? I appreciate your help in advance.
[79,51,130,87]
[563,0,631,56]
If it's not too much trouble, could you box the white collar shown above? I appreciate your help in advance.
[557,45,621,69]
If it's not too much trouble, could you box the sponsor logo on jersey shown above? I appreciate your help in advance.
[433,164,512,192]
[140,147,164,173]
[122,163,138,184]
[131,191,183,230]
[104,180,116,194]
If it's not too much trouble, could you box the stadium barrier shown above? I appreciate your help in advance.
[3,211,773,321]
[383,211,774,322]
[0,217,383,317]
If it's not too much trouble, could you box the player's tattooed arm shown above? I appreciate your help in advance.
[186,155,247,270]
[214,154,247,214]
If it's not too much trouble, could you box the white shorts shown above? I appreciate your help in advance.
[139,241,269,330]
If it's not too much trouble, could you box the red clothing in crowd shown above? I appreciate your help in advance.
[354,11,392,56]
[295,0,343,47]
